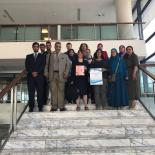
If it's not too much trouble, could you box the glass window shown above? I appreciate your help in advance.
[133,9,138,21]
[145,36,155,62]
[24,26,41,41]
[61,25,71,40]
[17,26,25,41]
[77,25,95,40]
[71,25,78,40]
[143,17,155,40]
[133,24,140,39]
[0,26,16,41]
[141,0,148,9]
[49,25,57,40]
[100,25,117,40]
[41,26,49,41]
[95,25,101,40]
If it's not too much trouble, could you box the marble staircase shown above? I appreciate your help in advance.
[1,103,155,155]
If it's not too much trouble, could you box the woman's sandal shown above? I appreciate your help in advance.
[85,107,89,111]
[76,106,80,111]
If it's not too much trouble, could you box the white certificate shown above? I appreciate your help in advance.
[90,68,103,85]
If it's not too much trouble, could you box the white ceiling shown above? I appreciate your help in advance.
[0,0,137,25]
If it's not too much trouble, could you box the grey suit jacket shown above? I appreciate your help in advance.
[44,52,71,82]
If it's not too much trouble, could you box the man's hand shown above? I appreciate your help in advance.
[32,72,38,77]
[125,76,129,80]
[88,59,92,64]
[63,72,68,79]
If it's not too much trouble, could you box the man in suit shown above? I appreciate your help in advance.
[40,43,46,54]
[45,42,71,111]
[25,42,46,112]
[46,41,52,54]
[40,43,49,106]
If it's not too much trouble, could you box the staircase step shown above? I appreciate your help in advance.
[2,148,155,155]
[11,126,155,139]
[1,102,155,155]
[3,138,155,152]
[22,110,150,120]
[17,117,155,130]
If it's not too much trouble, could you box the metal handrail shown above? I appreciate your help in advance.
[0,69,28,150]
[138,64,155,120]
[140,52,155,64]
[139,65,155,80]
[0,22,145,26]
[0,69,27,99]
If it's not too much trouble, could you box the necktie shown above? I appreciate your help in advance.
[34,53,37,61]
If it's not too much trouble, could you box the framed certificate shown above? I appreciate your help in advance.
[76,65,85,76]
[90,68,103,85]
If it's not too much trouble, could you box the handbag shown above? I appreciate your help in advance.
[109,58,120,82]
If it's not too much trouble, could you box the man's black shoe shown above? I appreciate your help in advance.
[29,109,33,112]
[39,108,43,112]
[50,108,57,112]
[60,107,67,111]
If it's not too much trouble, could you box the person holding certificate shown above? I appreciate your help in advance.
[90,49,109,110]
[72,50,89,111]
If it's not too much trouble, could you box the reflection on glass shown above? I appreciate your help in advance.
[139,69,155,118]
[101,25,117,40]
[61,25,71,40]
[0,27,16,41]
[17,26,25,41]
[41,26,48,41]
[49,26,57,40]
[25,26,41,41]
[77,25,95,40]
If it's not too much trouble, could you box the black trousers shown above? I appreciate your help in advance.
[27,75,44,110]
[43,76,49,105]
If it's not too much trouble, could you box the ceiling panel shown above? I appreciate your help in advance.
[0,0,137,25]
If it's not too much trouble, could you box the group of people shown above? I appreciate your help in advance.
[25,41,139,112]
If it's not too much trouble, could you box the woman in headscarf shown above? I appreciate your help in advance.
[119,45,126,58]
[107,48,129,108]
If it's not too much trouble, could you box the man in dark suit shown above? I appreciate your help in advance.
[40,43,48,105]
[25,42,46,112]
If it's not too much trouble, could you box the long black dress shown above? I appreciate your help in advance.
[72,59,89,96]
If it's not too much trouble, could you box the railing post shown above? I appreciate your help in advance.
[13,85,17,130]
[153,81,155,105]
[9,88,14,132]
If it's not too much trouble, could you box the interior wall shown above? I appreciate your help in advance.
[0,40,146,59]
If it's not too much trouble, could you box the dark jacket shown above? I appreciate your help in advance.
[25,53,46,78]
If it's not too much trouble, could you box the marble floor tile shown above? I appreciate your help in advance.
[46,139,131,149]
[4,140,46,150]
[2,101,155,155]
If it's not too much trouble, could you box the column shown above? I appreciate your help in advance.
[57,25,61,41]
[115,0,134,39]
